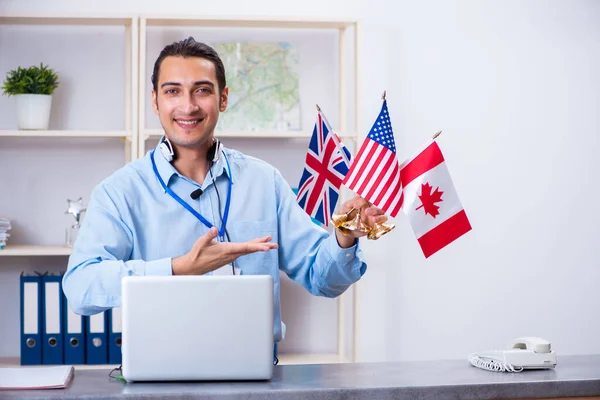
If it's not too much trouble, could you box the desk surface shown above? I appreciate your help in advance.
[2,354,600,400]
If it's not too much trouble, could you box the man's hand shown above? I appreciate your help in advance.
[171,227,279,275]
[335,195,388,248]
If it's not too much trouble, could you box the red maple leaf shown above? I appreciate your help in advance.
[416,182,444,217]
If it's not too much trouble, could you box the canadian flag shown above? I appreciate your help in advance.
[400,140,472,258]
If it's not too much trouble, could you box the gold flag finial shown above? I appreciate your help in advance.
[382,91,387,100]
[432,131,442,140]
[316,104,321,112]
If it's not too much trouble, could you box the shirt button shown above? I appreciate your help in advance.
[346,253,352,258]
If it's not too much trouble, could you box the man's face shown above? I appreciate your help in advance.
[152,56,228,148]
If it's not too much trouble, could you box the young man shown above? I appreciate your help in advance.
[62,37,388,345]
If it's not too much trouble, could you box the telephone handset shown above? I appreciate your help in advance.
[468,337,557,372]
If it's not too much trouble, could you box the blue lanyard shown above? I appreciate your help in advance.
[150,149,232,241]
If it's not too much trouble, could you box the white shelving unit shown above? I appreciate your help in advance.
[0,13,361,365]
[138,15,360,364]
[0,13,140,369]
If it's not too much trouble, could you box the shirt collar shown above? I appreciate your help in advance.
[151,138,235,188]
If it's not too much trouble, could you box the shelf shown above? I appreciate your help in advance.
[145,129,310,140]
[278,353,346,365]
[142,15,356,29]
[0,357,117,370]
[0,354,345,369]
[144,129,356,140]
[0,245,72,256]
[0,130,132,138]
[0,15,135,26]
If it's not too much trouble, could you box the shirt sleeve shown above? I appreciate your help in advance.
[274,169,367,298]
[62,182,172,316]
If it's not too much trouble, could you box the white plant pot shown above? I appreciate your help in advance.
[15,94,52,130]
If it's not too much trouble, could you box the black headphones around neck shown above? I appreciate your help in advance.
[159,136,222,163]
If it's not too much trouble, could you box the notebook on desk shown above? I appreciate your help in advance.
[0,365,74,390]
[120,274,274,382]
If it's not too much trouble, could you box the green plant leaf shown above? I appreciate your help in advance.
[2,63,59,96]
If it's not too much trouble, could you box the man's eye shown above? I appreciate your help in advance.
[165,89,177,94]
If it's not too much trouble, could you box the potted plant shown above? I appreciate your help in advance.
[2,63,59,130]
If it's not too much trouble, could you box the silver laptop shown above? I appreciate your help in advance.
[120,275,274,382]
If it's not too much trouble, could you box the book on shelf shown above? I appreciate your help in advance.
[0,218,11,249]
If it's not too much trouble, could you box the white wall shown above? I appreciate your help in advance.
[356,0,600,362]
[1,0,599,363]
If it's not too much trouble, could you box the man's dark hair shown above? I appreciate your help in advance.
[151,37,226,95]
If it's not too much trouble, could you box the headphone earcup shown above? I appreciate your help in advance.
[159,140,174,162]
[208,138,222,162]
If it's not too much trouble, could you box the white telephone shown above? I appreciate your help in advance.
[468,337,557,372]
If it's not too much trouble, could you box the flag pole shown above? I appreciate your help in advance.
[315,104,352,166]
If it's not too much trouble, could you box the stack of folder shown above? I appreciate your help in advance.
[0,218,11,249]
[20,272,122,366]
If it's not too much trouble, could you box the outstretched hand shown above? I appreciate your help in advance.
[171,227,279,275]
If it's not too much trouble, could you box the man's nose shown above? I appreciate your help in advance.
[179,94,199,113]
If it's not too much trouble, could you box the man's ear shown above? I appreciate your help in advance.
[219,87,228,112]
[152,90,159,114]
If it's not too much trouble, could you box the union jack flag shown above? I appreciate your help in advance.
[296,110,351,226]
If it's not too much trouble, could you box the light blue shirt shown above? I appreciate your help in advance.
[62,142,367,342]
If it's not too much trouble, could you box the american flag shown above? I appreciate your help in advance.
[342,99,403,217]
[296,111,352,226]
